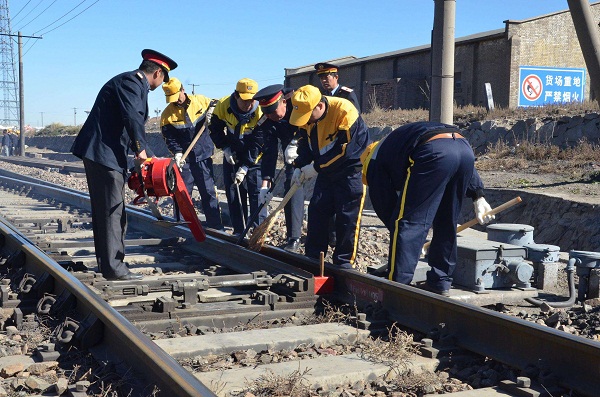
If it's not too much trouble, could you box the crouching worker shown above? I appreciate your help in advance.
[362,121,494,296]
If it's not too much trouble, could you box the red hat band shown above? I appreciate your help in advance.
[259,91,283,108]
[146,57,171,71]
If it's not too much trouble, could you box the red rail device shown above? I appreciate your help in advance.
[127,158,206,242]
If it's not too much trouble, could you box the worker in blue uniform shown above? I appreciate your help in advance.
[315,62,360,248]
[160,77,223,230]
[253,84,304,252]
[361,121,495,295]
[209,78,265,236]
[289,85,370,268]
[71,49,177,281]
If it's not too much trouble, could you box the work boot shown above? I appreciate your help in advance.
[283,238,300,253]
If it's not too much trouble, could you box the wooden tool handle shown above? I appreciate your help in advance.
[423,196,522,250]
[271,183,299,214]
[181,124,206,163]
[320,251,325,277]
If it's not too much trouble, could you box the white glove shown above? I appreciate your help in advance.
[234,166,248,185]
[223,147,235,165]
[284,140,298,165]
[205,106,215,124]
[300,163,317,181]
[474,197,495,225]
[258,186,273,205]
[174,152,185,170]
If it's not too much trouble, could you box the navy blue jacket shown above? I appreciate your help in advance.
[1,133,10,147]
[364,122,485,228]
[259,89,298,179]
[71,70,150,171]
[320,85,360,112]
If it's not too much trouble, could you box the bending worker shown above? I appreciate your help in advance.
[361,121,495,295]
[160,77,223,230]
[209,78,265,235]
[289,85,370,268]
[253,84,304,253]
[71,49,177,281]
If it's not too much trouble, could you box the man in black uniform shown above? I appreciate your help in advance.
[253,84,304,252]
[361,121,494,295]
[315,62,360,111]
[71,49,177,281]
[160,77,223,230]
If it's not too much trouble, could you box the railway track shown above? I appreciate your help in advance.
[0,164,599,396]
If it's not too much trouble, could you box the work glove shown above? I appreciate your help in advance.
[291,163,317,186]
[258,186,273,205]
[174,152,185,170]
[300,163,318,181]
[223,147,235,165]
[234,166,248,185]
[473,197,495,225]
[205,106,215,124]
[284,140,298,165]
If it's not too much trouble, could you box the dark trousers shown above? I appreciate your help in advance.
[306,170,365,267]
[283,164,304,240]
[83,158,129,279]
[182,158,223,229]
[223,161,266,234]
[387,138,475,290]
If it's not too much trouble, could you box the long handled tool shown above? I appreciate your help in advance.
[422,196,522,252]
[248,182,300,251]
[180,104,215,164]
[236,167,285,245]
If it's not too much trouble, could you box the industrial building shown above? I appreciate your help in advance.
[284,3,598,112]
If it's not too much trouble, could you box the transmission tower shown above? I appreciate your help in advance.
[0,0,18,127]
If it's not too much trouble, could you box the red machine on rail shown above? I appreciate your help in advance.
[127,158,206,242]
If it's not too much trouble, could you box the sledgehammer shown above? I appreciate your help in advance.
[422,196,522,252]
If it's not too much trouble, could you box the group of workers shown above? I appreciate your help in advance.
[1,129,20,157]
[70,49,495,296]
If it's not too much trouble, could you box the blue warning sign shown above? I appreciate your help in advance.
[518,66,585,107]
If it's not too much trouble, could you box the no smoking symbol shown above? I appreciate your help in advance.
[522,74,543,101]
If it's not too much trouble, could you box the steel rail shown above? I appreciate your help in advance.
[0,217,216,397]
[3,170,600,395]
[265,248,600,396]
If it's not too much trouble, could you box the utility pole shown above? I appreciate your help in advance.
[40,112,43,127]
[73,107,77,126]
[0,29,42,155]
[429,0,455,124]
[189,83,199,95]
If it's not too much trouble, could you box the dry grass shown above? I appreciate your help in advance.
[361,100,600,129]
[360,323,417,377]
[243,366,313,397]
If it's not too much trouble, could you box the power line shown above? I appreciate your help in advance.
[39,0,99,36]
[11,0,32,20]
[18,0,58,31]
[33,0,88,36]
[12,0,42,28]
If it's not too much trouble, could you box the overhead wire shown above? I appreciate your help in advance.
[18,0,59,31]
[11,0,33,20]
[37,0,99,36]
[31,0,86,36]
[12,0,43,29]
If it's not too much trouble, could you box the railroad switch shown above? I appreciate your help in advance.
[155,296,177,313]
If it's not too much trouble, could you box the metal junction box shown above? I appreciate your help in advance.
[453,237,533,292]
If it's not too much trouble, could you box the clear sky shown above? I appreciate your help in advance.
[4,0,581,127]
